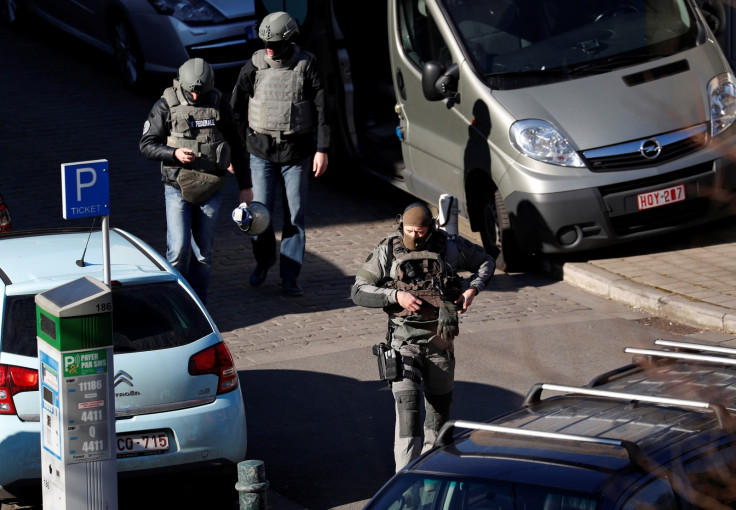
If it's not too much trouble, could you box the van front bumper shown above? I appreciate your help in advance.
[505,158,736,254]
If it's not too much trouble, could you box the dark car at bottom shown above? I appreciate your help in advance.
[365,338,736,510]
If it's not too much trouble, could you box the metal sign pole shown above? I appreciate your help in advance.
[102,215,111,286]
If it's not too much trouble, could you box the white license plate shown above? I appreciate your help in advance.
[116,431,170,458]
[637,184,686,211]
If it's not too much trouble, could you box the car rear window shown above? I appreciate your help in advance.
[2,281,213,357]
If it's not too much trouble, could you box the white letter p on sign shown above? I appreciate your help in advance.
[76,167,97,202]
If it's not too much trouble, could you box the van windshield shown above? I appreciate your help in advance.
[365,472,600,509]
[444,0,699,89]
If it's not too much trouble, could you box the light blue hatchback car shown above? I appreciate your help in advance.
[0,227,247,499]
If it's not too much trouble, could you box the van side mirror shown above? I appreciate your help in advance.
[422,61,459,102]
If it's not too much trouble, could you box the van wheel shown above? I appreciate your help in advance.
[108,16,146,92]
[480,190,526,273]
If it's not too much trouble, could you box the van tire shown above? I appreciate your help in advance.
[480,190,526,273]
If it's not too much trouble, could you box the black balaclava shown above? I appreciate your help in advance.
[265,40,293,61]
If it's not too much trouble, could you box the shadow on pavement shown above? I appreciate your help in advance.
[239,369,524,509]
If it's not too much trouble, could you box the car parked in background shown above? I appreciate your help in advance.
[0,194,10,233]
[0,227,246,500]
[0,0,261,90]
[365,339,736,509]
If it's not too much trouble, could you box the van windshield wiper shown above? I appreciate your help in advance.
[568,54,668,75]
[485,68,572,89]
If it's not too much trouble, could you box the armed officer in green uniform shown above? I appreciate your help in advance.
[352,202,495,472]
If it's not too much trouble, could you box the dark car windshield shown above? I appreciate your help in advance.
[2,281,213,357]
[444,0,699,89]
[365,472,599,509]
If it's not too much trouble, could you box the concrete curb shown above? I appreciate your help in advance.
[562,262,736,334]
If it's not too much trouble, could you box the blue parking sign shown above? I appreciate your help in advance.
[61,160,110,219]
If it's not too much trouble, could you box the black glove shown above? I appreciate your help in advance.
[437,301,459,342]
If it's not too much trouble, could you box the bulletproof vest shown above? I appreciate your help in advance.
[247,48,314,141]
[163,81,230,174]
[385,231,460,318]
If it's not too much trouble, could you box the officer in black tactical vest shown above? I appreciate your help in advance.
[230,11,330,297]
[140,58,252,304]
[352,203,495,472]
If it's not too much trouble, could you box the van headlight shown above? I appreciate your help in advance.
[510,120,585,167]
[148,0,225,25]
[709,73,736,137]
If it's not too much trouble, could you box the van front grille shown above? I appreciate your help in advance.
[582,124,708,171]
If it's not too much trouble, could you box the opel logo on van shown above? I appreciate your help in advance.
[639,138,662,160]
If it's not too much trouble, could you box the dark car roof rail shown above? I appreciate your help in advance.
[653,338,736,356]
[523,383,736,432]
[434,419,645,468]
[625,347,736,367]
[586,363,640,387]
[588,339,736,389]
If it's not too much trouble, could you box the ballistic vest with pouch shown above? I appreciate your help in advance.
[384,231,461,318]
[382,231,463,345]
[248,48,315,141]
[162,81,231,176]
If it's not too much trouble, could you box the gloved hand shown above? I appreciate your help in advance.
[437,301,459,342]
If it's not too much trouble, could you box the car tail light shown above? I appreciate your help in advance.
[0,196,11,233]
[188,342,239,395]
[0,364,39,415]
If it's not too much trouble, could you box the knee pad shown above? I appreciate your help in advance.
[394,390,422,438]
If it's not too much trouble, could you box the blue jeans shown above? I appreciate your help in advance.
[249,155,310,282]
[164,184,222,304]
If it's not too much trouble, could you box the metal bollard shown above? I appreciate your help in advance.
[236,459,269,510]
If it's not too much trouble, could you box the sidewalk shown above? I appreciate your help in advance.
[553,218,736,335]
[448,213,736,337]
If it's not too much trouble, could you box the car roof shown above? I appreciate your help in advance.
[413,339,736,492]
[0,228,172,295]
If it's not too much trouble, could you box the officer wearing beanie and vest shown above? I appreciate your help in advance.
[352,203,495,472]
[140,58,252,304]
[230,11,330,297]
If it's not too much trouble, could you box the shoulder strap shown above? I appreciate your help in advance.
[251,50,268,70]
[162,87,179,109]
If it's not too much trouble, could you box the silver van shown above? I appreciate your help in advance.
[387,0,736,270]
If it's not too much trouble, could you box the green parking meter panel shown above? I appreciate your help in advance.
[36,276,118,510]
[36,276,113,351]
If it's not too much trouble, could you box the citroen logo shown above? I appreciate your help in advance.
[114,370,133,387]
[639,138,662,160]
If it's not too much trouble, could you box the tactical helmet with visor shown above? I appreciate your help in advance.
[258,11,299,59]
[177,58,214,104]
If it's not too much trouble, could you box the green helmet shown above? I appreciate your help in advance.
[177,58,214,95]
[258,11,299,42]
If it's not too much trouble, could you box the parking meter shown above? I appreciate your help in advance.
[36,276,117,510]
